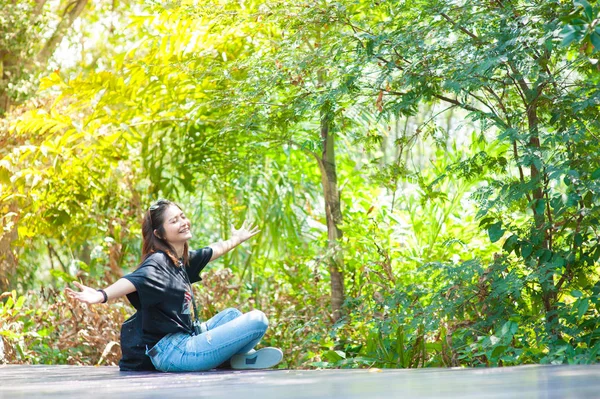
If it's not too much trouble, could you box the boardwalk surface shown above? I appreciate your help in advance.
[1,364,600,398]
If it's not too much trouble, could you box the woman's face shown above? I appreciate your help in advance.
[158,204,192,245]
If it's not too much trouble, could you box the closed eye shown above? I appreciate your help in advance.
[170,213,186,223]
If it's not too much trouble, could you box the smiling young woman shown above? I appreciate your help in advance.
[65,199,283,372]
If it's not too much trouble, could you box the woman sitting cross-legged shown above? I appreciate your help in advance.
[66,199,283,372]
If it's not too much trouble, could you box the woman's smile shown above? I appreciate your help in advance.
[161,205,192,245]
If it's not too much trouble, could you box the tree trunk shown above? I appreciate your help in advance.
[0,90,10,117]
[527,105,554,315]
[36,0,89,65]
[317,109,345,323]
[0,203,19,293]
[1,58,14,116]
[0,0,88,117]
[528,106,544,232]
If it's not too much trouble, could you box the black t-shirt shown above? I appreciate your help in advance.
[119,247,212,371]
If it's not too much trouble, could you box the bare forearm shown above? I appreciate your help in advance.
[66,278,136,305]
[104,278,137,301]
[208,236,243,261]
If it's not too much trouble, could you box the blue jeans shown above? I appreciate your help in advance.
[146,308,268,372]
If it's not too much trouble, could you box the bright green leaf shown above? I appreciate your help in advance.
[488,222,505,243]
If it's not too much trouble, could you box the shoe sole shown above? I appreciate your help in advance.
[230,347,283,370]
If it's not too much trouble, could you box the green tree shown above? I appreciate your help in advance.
[0,0,135,291]
[1,0,87,115]
[6,0,600,368]
[326,0,600,358]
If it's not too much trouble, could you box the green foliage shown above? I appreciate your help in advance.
[560,0,600,54]
[0,289,127,365]
[0,0,134,114]
[2,0,599,369]
[0,0,40,106]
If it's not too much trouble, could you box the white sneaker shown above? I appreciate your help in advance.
[230,347,283,370]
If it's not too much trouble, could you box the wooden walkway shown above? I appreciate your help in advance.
[1,364,600,398]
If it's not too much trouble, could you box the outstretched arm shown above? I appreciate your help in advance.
[65,278,136,304]
[209,220,260,261]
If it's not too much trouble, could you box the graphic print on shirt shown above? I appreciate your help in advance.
[181,289,192,315]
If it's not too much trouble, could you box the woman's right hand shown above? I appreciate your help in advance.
[65,281,104,304]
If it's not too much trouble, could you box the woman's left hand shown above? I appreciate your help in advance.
[208,220,261,261]
[231,220,261,243]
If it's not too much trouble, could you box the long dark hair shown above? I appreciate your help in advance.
[142,199,189,266]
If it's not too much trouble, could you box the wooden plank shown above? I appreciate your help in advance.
[1,364,600,398]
